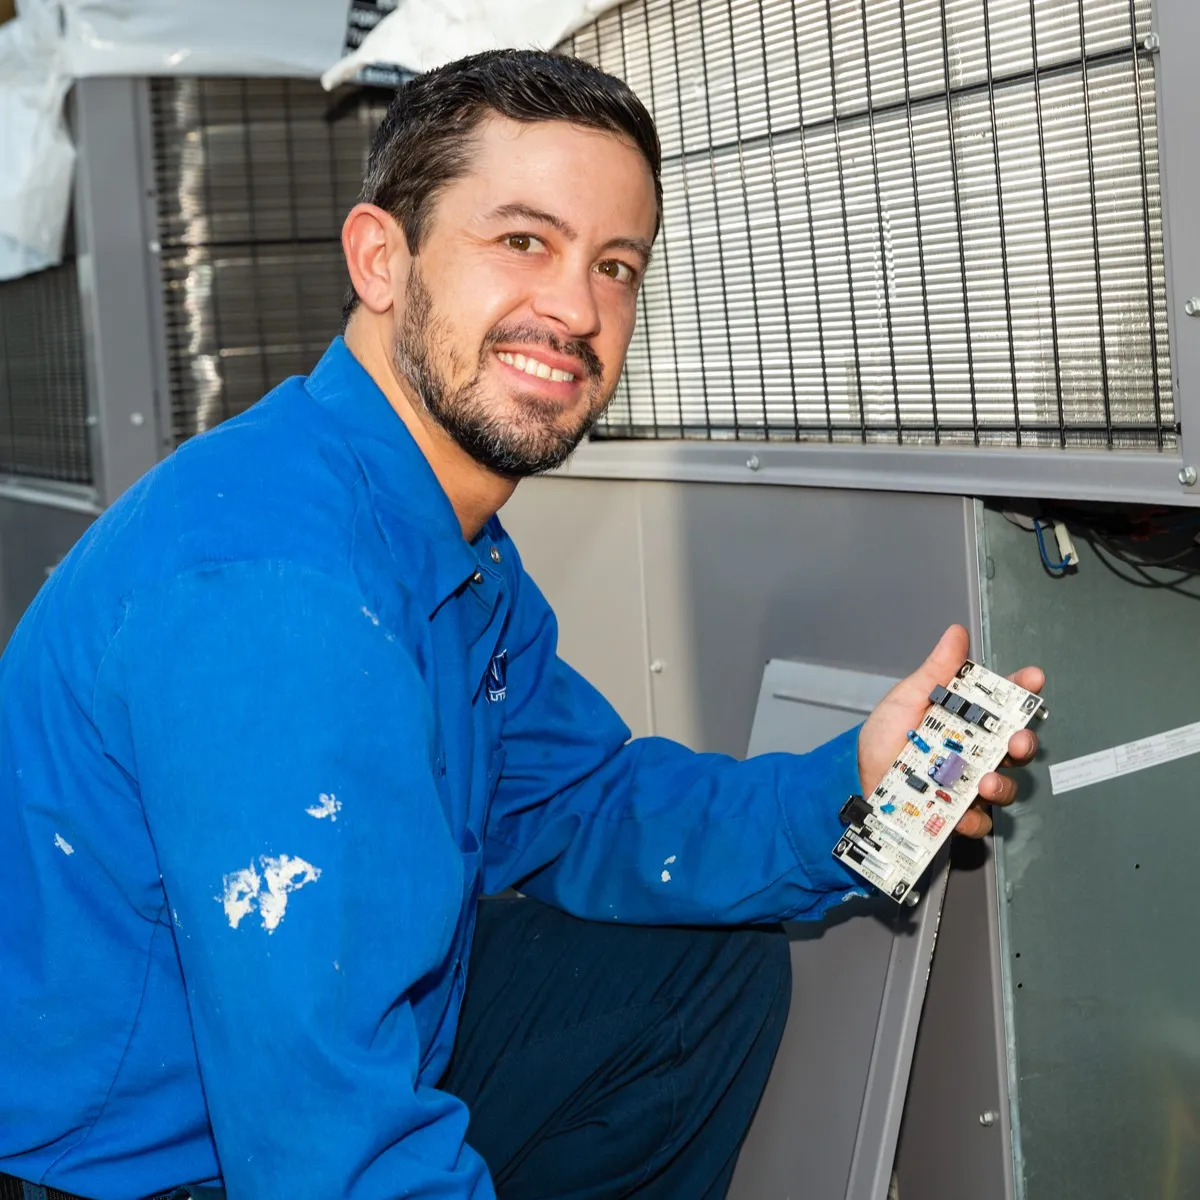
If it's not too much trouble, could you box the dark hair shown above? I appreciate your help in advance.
[342,49,662,327]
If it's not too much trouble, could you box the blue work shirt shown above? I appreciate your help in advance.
[0,338,864,1199]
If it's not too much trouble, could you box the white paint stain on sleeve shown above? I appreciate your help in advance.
[306,792,341,821]
[259,855,321,932]
[220,864,262,930]
[664,855,676,865]
[661,869,672,883]
[218,855,321,933]
[361,606,380,626]
[54,834,74,856]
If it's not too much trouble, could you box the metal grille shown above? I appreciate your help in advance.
[0,262,92,483]
[568,0,1174,449]
[149,78,388,445]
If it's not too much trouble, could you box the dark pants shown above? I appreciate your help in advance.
[441,897,792,1200]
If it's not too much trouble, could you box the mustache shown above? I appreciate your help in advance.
[481,322,604,381]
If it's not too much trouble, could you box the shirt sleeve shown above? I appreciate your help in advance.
[102,562,494,1200]
[482,548,868,924]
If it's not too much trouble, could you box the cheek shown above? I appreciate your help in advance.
[438,254,529,334]
[596,296,640,378]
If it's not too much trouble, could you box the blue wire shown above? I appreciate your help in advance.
[1034,519,1071,572]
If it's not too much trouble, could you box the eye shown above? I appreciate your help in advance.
[505,233,546,253]
[595,259,637,285]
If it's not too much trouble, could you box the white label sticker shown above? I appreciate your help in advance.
[1049,720,1200,794]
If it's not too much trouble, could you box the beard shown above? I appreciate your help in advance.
[392,264,611,478]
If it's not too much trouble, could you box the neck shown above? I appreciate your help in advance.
[344,319,516,541]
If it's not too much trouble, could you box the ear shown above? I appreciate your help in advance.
[342,203,410,315]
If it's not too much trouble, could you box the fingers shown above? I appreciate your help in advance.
[955,804,993,838]
[1004,729,1038,765]
[1008,665,1045,695]
[977,771,1018,806]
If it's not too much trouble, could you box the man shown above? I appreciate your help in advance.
[0,50,1041,1200]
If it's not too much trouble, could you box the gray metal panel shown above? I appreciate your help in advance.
[504,478,991,1198]
[499,479,653,739]
[982,507,1200,1200]
[558,438,1196,508]
[72,77,168,506]
[1156,0,1200,479]
[893,498,1013,1200]
[0,498,93,648]
[637,483,981,755]
[729,657,947,1200]
[746,660,902,760]
[895,841,1013,1200]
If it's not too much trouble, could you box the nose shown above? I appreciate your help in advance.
[531,256,602,341]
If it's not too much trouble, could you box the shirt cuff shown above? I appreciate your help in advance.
[778,723,873,907]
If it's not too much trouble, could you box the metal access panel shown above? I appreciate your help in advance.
[728,659,948,1200]
[982,506,1200,1200]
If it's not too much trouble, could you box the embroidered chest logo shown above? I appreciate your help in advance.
[486,649,508,703]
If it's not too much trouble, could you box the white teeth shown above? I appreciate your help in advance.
[496,350,575,383]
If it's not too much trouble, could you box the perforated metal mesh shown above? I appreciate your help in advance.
[567,0,1175,449]
[0,261,92,483]
[149,78,388,444]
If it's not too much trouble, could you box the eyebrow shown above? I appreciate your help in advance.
[484,202,654,267]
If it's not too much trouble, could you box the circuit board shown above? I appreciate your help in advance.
[832,660,1047,907]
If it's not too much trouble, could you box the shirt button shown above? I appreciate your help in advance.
[490,546,502,564]
[471,569,484,584]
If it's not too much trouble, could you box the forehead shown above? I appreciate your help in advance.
[438,115,658,242]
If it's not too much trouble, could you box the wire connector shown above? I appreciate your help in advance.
[1052,521,1080,567]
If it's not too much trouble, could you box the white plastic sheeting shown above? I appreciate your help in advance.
[0,3,75,279]
[0,0,625,281]
[321,0,623,89]
[59,0,348,78]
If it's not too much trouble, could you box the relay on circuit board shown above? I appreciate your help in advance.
[832,659,1047,907]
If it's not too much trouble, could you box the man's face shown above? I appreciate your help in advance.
[390,116,658,477]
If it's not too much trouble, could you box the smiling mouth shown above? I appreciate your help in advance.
[494,350,578,384]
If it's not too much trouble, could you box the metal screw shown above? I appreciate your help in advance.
[148,239,161,254]
[1143,32,1160,51]
[85,415,98,427]
[1180,465,1197,488]
[649,660,665,675]
[746,455,761,471]
[1005,880,1014,902]
[979,1111,999,1128]
[130,412,145,427]
[1186,297,1200,317]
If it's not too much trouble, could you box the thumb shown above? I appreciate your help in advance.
[913,624,970,690]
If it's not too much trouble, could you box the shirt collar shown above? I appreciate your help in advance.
[303,336,485,613]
